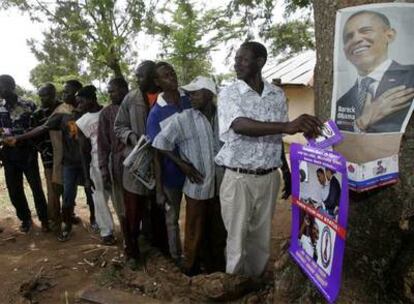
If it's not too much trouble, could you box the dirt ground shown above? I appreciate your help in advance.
[0,170,291,304]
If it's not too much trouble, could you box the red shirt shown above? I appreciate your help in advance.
[147,93,158,108]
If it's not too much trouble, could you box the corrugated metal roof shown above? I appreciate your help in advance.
[263,50,315,86]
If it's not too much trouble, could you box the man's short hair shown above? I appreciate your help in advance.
[109,77,129,91]
[39,83,56,95]
[316,168,325,175]
[76,85,97,100]
[135,60,156,75]
[346,10,391,29]
[65,79,83,91]
[325,168,336,175]
[0,74,16,91]
[153,61,174,78]
[240,41,268,63]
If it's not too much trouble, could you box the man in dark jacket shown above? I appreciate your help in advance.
[323,168,341,217]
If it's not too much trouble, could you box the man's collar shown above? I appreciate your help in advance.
[236,79,274,97]
[357,58,392,85]
[156,89,186,107]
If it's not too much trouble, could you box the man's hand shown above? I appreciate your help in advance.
[178,161,204,184]
[285,114,322,138]
[356,86,414,131]
[304,215,311,226]
[281,169,291,200]
[84,178,95,192]
[128,133,138,146]
[156,189,168,207]
[3,136,17,147]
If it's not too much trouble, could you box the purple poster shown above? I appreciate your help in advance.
[289,143,349,303]
[306,120,343,149]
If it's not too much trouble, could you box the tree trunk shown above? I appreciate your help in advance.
[107,46,124,79]
[274,0,414,302]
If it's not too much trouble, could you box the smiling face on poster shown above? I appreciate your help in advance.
[331,3,414,192]
[290,144,349,303]
[332,3,414,134]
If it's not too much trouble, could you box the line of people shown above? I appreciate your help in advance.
[0,41,322,278]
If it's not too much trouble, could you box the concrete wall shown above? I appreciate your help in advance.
[282,85,315,145]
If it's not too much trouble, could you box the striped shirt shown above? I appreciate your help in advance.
[152,108,219,200]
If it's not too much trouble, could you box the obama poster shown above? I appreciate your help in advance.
[331,3,414,191]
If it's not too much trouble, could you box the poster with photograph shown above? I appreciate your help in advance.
[306,120,343,149]
[290,144,349,303]
[330,3,414,192]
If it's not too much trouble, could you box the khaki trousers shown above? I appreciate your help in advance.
[220,169,280,277]
[44,167,61,225]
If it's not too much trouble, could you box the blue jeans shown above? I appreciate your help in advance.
[62,166,94,214]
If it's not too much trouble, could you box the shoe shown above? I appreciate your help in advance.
[71,214,81,225]
[101,234,116,246]
[57,224,72,242]
[90,222,100,234]
[19,220,32,233]
[49,221,60,233]
[173,257,184,268]
[125,257,143,271]
[41,221,50,233]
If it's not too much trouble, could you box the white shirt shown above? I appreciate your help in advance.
[357,58,392,97]
[215,80,288,170]
[300,234,315,258]
[319,182,329,203]
[76,111,101,167]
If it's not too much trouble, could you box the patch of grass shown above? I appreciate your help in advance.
[96,264,124,287]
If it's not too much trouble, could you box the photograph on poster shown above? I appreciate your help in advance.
[315,123,334,143]
[332,4,414,134]
[306,120,344,149]
[290,143,349,302]
[298,212,336,275]
[299,161,342,221]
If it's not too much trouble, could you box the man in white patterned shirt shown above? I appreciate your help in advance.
[216,41,322,277]
[152,76,226,276]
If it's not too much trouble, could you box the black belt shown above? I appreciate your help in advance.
[226,166,278,176]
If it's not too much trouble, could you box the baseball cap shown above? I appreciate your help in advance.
[181,76,217,95]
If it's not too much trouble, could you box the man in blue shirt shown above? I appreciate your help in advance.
[146,62,191,264]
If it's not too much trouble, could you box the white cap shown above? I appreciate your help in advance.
[181,76,217,95]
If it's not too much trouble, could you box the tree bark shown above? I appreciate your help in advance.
[107,46,124,79]
[274,0,414,302]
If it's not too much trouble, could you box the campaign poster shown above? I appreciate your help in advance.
[306,120,343,149]
[290,144,349,303]
[330,3,414,192]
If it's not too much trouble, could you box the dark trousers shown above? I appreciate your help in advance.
[184,195,227,274]
[123,189,145,259]
[3,155,48,223]
[62,165,95,223]
[149,195,169,255]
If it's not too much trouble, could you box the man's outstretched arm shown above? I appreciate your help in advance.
[231,114,322,138]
